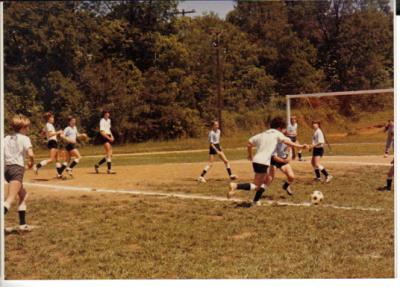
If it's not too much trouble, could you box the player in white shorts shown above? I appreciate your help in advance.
[198,121,237,183]
[4,115,35,231]
[94,111,116,174]
[33,112,64,178]
[310,120,332,182]
[228,117,307,205]
[59,116,85,178]
[265,134,296,195]
[287,116,303,161]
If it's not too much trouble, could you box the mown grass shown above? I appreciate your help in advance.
[4,163,394,279]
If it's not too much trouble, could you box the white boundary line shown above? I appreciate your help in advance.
[24,182,386,213]
[0,2,5,282]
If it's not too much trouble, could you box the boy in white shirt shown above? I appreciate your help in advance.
[4,114,35,230]
[94,111,116,174]
[228,117,307,205]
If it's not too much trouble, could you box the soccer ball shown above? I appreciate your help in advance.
[311,190,324,205]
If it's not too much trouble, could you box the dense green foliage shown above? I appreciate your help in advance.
[4,0,393,143]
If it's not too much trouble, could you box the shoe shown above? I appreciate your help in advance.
[18,225,31,232]
[314,177,322,182]
[284,185,294,196]
[227,182,237,199]
[325,175,333,183]
[33,165,38,175]
[252,200,262,206]
[66,167,73,178]
[107,169,116,174]
[377,186,391,192]
[229,174,238,180]
[94,164,99,174]
[298,158,304,162]
[197,176,206,183]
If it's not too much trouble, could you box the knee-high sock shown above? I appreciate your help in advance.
[387,177,393,191]
[318,165,329,177]
[107,157,112,170]
[59,162,68,174]
[36,159,48,169]
[97,157,106,166]
[201,164,212,177]
[253,185,266,202]
[69,158,80,169]
[18,200,27,226]
[224,163,232,176]
[236,183,256,192]
[314,169,321,179]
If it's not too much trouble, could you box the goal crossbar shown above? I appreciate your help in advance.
[286,88,393,123]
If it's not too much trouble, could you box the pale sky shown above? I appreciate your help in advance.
[177,0,236,19]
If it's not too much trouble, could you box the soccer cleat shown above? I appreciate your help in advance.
[229,174,238,180]
[325,175,333,183]
[284,185,294,196]
[94,164,99,174]
[197,176,206,183]
[252,200,262,207]
[18,224,31,232]
[227,182,237,199]
[314,177,322,182]
[107,169,116,174]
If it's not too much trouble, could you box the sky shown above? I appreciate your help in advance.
[177,0,236,19]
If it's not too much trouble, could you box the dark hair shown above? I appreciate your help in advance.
[211,120,218,127]
[270,117,286,129]
[312,120,321,127]
[102,110,110,117]
[43,112,54,121]
[68,116,76,123]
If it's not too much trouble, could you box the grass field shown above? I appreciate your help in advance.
[4,144,394,279]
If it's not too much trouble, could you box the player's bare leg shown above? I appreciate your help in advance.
[198,155,214,183]
[218,151,237,180]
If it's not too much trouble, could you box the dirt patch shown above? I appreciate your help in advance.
[231,232,254,240]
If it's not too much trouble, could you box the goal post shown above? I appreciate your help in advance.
[285,88,394,124]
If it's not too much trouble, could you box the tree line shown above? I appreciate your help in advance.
[4,0,393,144]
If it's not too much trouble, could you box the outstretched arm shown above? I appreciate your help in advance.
[283,139,307,150]
[247,142,254,161]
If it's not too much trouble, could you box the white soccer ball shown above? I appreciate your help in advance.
[311,190,324,205]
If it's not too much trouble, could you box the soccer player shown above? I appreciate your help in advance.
[265,135,296,196]
[384,119,394,158]
[94,111,116,174]
[59,116,84,178]
[228,117,307,205]
[197,121,237,183]
[287,116,303,161]
[310,120,332,182]
[33,112,64,178]
[4,114,35,231]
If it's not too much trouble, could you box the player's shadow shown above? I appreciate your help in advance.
[31,178,50,182]
[234,201,253,208]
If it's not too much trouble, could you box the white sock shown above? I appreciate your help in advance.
[40,160,48,167]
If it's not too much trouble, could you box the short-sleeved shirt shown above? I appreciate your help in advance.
[249,129,287,166]
[100,118,112,135]
[64,126,78,144]
[4,133,32,167]
[273,137,290,158]
[312,128,325,147]
[44,122,57,141]
[287,123,298,137]
[387,123,394,138]
[208,129,221,145]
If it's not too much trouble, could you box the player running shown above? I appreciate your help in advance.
[310,120,332,182]
[59,116,85,178]
[287,116,303,161]
[198,121,237,183]
[4,114,35,231]
[33,112,64,178]
[377,159,394,192]
[94,111,116,174]
[265,135,296,196]
[227,117,307,205]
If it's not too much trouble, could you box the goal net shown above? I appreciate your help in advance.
[285,88,394,147]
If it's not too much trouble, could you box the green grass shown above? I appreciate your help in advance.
[4,164,394,279]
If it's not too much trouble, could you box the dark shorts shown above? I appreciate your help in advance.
[288,136,297,142]
[312,147,324,157]
[4,165,25,183]
[100,134,112,144]
[66,143,76,152]
[252,162,269,174]
[209,144,222,155]
[271,157,288,169]
[47,139,58,150]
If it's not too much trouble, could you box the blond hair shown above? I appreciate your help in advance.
[11,114,30,132]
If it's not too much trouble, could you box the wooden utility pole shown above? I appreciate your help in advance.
[213,31,223,132]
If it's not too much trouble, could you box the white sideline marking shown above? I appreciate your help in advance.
[24,182,384,212]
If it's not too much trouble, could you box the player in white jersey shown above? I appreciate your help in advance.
[4,115,35,231]
[94,111,116,174]
[265,132,296,195]
[228,117,307,205]
[59,116,85,178]
[310,120,332,182]
[197,121,237,183]
[287,116,303,161]
[33,112,64,178]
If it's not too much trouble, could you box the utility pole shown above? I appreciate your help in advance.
[213,31,223,133]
